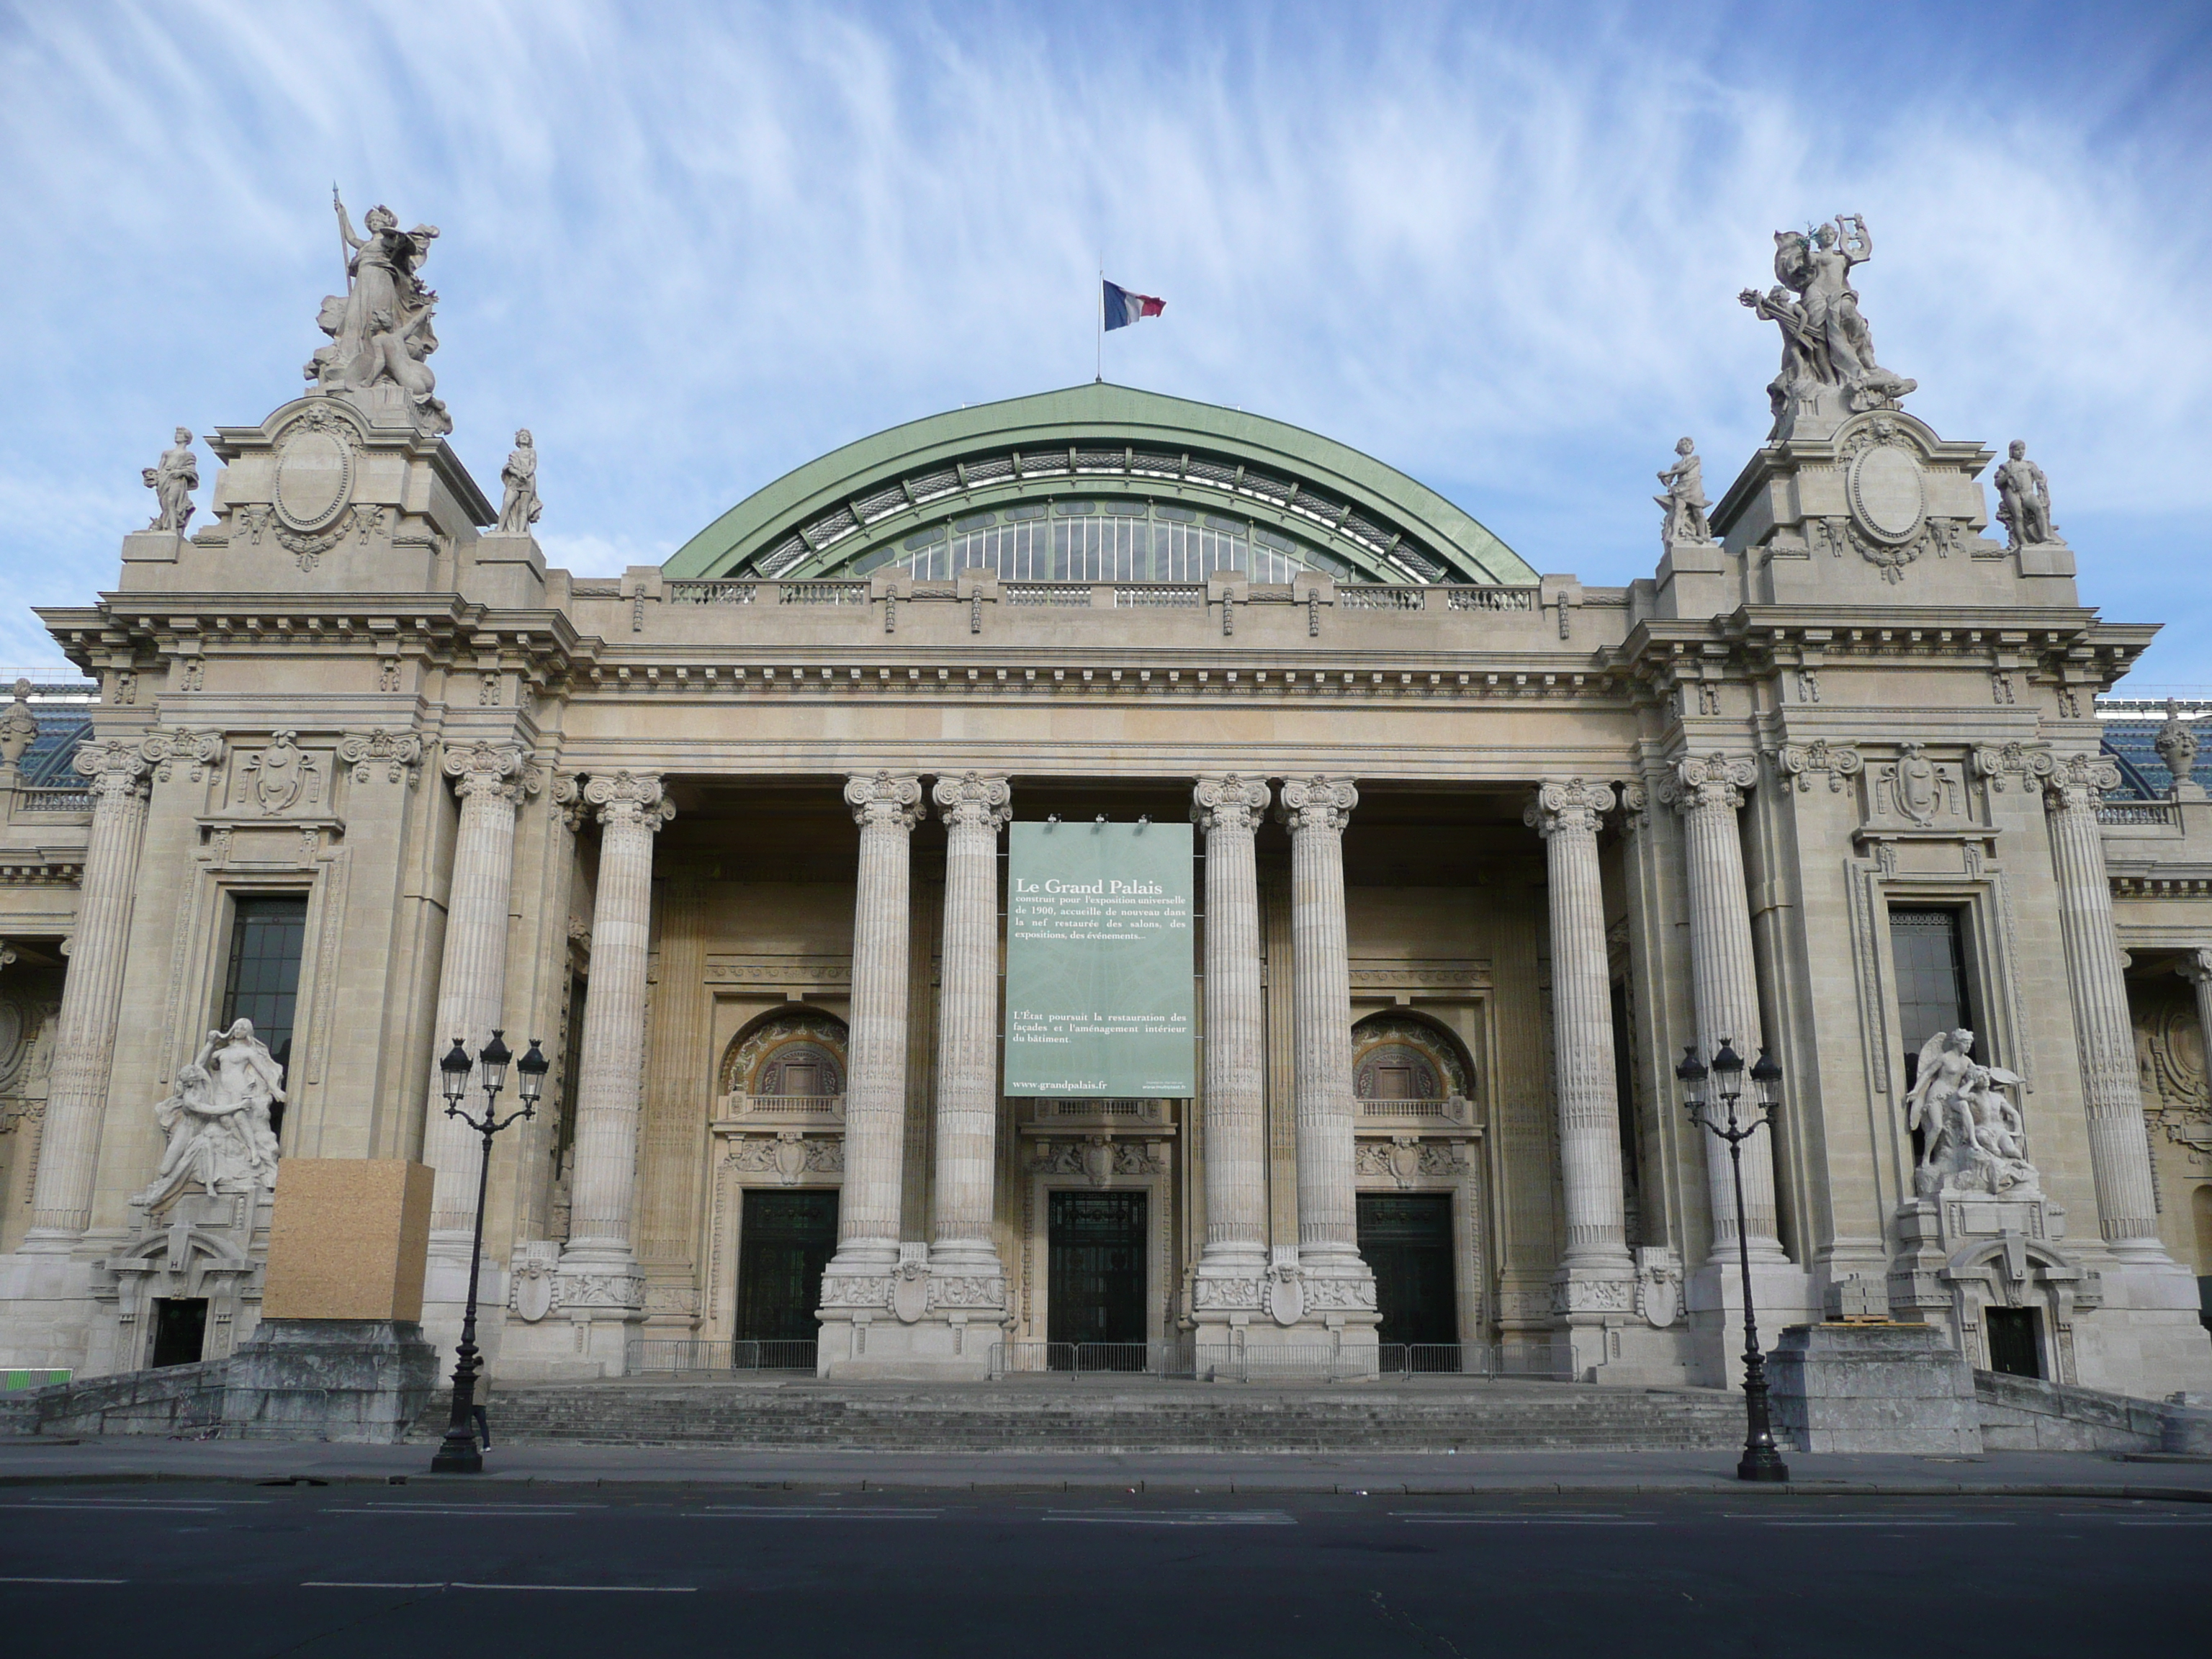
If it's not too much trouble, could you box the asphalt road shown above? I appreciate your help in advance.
[1,1483,2203,1657]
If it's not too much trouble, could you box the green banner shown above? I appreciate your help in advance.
[1004,820,1195,1097]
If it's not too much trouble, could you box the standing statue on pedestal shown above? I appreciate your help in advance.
[305,189,447,431]
[142,428,199,533]
[1655,437,1712,545]
[499,430,544,532]
[1741,215,1916,436]
[131,1020,284,1208]
[1993,440,2061,549]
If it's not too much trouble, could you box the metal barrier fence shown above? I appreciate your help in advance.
[988,1341,1197,1378]
[624,1339,818,1375]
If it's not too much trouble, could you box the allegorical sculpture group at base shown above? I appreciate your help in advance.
[131,1020,284,1209]
[1904,1028,2041,1199]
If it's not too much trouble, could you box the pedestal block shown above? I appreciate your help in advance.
[217,1318,438,1442]
[1768,1321,1982,1454]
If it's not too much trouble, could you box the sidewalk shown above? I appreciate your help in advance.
[2,1436,2208,1498]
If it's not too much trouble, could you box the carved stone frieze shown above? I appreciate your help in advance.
[725,1130,844,1185]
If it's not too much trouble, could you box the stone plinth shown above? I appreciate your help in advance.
[1768,1321,1982,1454]
[217,1318,438,1442]
[261,1161,433,1322]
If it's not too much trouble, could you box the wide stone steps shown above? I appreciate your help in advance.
[415,1380,1744,1452]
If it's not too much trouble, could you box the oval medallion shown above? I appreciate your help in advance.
[274,427,353,532]
[1847,443,1925,544]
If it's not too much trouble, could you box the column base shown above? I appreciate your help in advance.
[815,1246,1008,1379]
[417,1231,508,1380]
[2072,1258,2212,1398]
[1685,1259,1815,1390]
[0,1251,99,1372]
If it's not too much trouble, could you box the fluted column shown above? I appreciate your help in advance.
[828,772,923,1274]
[1527,780,1635,1284]
[929,773,1010,1274]
[562,772,673,1274]
[22,739,150,1249]
[422,742,539,1241]
[1668,753,1785,1263]
[1278,777,1367,1283]
[1194,775,1272,1281]
[2045,755,2167,1258]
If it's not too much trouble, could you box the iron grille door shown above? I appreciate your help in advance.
[736,1189,840,1343]
[1048,1190,1147,1345]
[1357,1192,1457,1346]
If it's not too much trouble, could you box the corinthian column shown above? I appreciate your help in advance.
[827,772,923,1277]
[1194,775,1272,1287]
[929,773,1010,1277]
[1526,780,1635,1290]
[561,772,673,1280]
[22,740,151,1249]
[2044,754,2168,1258]
[422,742,539,1243]
[1668,752,1785,1263]
[1277,776,1370,1299]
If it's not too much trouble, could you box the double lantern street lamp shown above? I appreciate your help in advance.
[1676,1038,1791,1484]
[429,1029,550,1475]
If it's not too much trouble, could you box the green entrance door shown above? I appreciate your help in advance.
[1048,1190,1147,1346]
[1357,1192,1457,1346]
[736,1189,839,1343]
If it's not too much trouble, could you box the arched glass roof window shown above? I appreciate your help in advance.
[665,384,1536,588]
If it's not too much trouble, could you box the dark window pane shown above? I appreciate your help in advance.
[220,896,309,1139]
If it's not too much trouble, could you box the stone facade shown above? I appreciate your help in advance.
[1,208,2209,1411]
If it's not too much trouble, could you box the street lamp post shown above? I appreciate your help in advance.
[428,1029,550,1475]
[1676,1038,1790,1483]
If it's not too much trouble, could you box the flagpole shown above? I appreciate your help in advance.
[1095,257,1103,383]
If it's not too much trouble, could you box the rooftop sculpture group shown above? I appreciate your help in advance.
[305,189,450,434]
[1741,214,1917,438]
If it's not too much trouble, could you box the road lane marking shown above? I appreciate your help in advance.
[321,1506,588,1516]
[0,1576,129,1584]
[689,1506,942,1519]
[1395,1516,1656,1527]
[450,1583,696,1593]
[302,1582,449,1589]
[1756,1520,2015,1528]
[1041,1511,1295,1527]
[0,1502,232,1514]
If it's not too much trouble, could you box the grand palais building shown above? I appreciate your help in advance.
[1,207,2209,1416]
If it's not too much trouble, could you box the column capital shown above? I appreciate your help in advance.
[1665,751,1756,814]
[1972,740,2054,793]
[1277,775,1357,834]
[441,739,542,804]
[2175,948,2212,986]
[1524,778,1616,837]
[138,726,227,783]
[2041,752,2121,815]
[1193,773,1271,835]
[584,769,674,831]
[846,770,925,830]
[72,737,150,801]
[931,770,1010,831]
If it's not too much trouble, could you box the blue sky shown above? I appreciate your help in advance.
[4,1,2208,686]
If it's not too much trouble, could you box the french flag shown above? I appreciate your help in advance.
[1102,279,1165,331]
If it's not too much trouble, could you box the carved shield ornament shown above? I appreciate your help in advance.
[1898,745,1938,824]
[892,1256,930,1325]
[273,423,354,534]
[1847,439,1925,546]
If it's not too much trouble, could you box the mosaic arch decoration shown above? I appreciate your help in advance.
[665,383,1536,590]
[1351,1012,1475,1102]
[719,1010,849,1099]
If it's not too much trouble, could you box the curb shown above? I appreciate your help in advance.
[0,1467,2206,1501]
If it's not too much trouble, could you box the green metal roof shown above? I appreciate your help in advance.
[664,382,1534,585]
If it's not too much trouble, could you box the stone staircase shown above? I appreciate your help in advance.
[415,1377,1745,1452]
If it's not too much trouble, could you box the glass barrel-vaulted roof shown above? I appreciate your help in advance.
[664,383,1536,586]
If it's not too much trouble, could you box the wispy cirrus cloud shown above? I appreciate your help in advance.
[3,1,2207,680]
